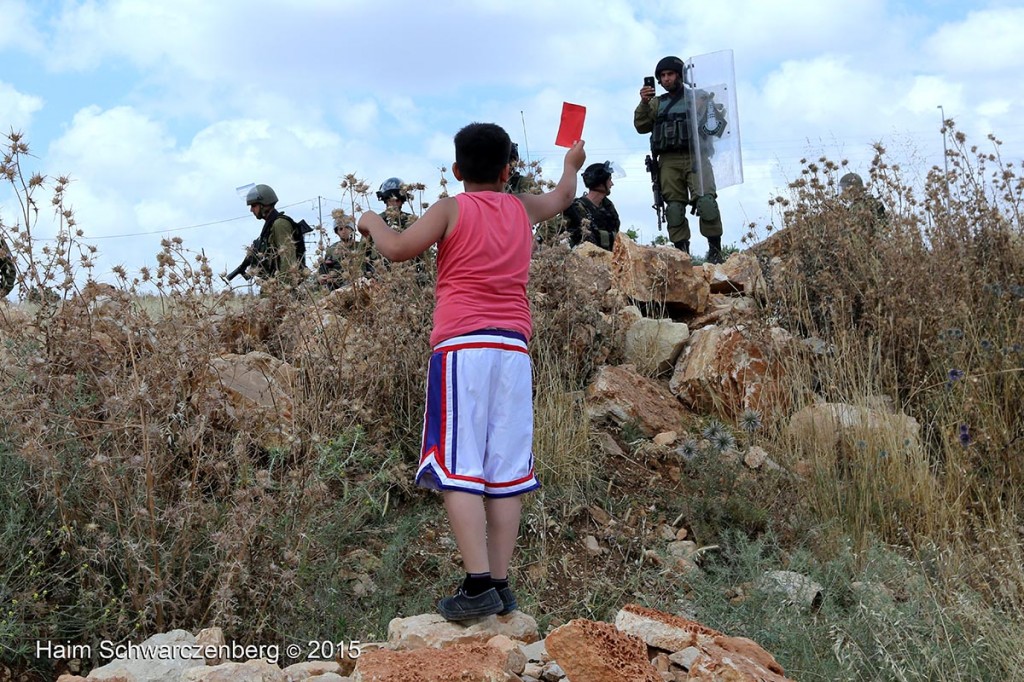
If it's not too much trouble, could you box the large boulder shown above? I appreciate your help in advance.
[611,235,708,315]
[586,364,694,437]
[623,314,689,375]
[700,251,767,297]
[670,324,796,421]
[786,402,922,453]
[199,351,298,447]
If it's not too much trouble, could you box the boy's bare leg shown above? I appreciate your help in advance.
[443,490,489,574]
[483,495,523,580]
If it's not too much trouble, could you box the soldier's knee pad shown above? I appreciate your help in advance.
[694,194,720,223]
[666,201,687,228]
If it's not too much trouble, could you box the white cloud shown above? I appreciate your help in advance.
[759,57,893,133]
[337,99,379,135]
[925,7,1024,73]
[900,76,964,117]
[48,106,175,200]
[976,98,1011,119]
[0,0,1019,287]
[644,0,892,69]
[0,0,41,52]
[0,81,43,131]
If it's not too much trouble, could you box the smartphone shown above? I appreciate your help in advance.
[643,76,656,88]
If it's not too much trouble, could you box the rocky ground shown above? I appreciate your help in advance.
[54,602,795,681]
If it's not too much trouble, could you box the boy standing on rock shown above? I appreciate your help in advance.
[358,122,585,620]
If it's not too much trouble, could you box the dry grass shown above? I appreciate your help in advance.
[2,123,1024,678]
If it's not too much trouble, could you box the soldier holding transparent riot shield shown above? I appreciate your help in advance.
[636,53,741,264]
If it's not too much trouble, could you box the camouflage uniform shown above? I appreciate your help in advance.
[634,91,724,248]
[849,194,887,226]
[318,238,367,289]
[840,173,887,237]
[251,210,304,282]
[506,171,540,195]
[0,237,16,298]
[563,196,620,251]
[366,207,431,279]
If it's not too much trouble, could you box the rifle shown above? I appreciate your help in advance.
[224,238,262,283]
[644,154,665,231]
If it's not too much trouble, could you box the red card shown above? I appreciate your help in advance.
[555,102,586,147]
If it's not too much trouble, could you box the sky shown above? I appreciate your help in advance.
[1,0,1023,294]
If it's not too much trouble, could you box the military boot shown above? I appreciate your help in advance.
[674,240,690,255]
[706,237,723,264]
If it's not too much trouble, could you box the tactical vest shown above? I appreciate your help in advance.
[253,211,308,276]
[569,197,620,251]
[650,90,691,155]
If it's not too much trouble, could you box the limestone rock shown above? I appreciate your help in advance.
[624,317,689,374]
[283,660,346,680]
[756,570,824,609]
[86,630,203,681]
[786,402,921,453]
[703,252,767,297]
[670,325,795,420]
[387,611,539,650]
[586,364,693,437]
[613,604,717,652]
[611,235,709,315]
[208,351,297,421]
[182,658,288,681]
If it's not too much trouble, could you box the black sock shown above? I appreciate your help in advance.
[462,572,492,596]
[491,577,509,591]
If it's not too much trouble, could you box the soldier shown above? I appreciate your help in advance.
[506,143,537,194]
[562,161,620,251]
[227,183,310,284]
[839,172,887,229]
[376,177,415,230]
[317,210,366,290]
[635,55,725,263]
[378,176,437,281]
[0,235,15,299]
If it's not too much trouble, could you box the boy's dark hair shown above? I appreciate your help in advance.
[454,123,512,184]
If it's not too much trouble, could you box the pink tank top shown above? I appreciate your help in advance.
[430,192,533,347]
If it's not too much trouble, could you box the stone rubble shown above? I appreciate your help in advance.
[56,603,794,682]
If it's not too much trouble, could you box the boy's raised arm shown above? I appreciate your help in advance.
[519,140,586,224]
[357,198,457,262]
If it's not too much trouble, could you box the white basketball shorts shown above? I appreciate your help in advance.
[416,329,540,497]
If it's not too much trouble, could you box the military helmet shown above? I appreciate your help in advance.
[655,55,684,78]
[839,173,865,191]
[377,177,406,202]
[245,184,278,206]
[582,161,613,190]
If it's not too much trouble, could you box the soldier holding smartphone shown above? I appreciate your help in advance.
[635,56,725,263]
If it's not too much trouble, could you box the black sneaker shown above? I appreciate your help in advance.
[496,586,518,615]
[437,587,503,621]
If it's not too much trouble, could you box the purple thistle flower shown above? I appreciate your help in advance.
[948,369,965,382]
[958,424,972,447]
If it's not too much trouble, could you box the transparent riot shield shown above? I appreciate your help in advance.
[684,50,743,195]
